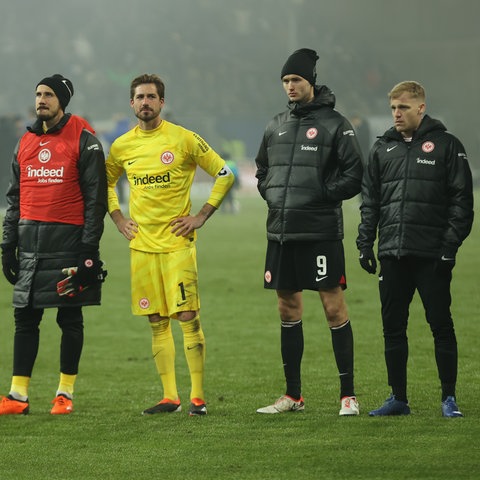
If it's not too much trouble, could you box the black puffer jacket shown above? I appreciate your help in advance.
[357,115,474,259]
[255,85,363,243]
[2,114,107,308]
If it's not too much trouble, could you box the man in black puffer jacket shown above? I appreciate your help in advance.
[255,48,363,416]
[0,74,107,415]
[357,81,473,418]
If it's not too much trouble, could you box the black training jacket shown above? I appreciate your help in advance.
[2,114,107,308]
[255,85,363,243]
[357,115,474,259]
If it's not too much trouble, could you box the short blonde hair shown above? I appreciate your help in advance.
[388,81,425,101]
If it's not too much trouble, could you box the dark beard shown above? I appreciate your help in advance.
[136,110,155,120]
[36,111,55,122]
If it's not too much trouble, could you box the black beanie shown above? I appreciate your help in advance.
[36,74,74,110]
[280,48,319,86]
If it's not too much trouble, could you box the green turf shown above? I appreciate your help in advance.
[0,194,479,480]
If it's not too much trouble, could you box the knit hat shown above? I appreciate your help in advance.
[36,74,74,110]
[280,48,319,86]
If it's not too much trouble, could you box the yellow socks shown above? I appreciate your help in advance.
[10,374,76,402]
[180,316,206,401]
[57,373,77,399]
[150,318,178,401]
[10,376,30,401]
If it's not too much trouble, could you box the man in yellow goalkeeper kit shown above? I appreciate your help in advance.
[106,74,234,416]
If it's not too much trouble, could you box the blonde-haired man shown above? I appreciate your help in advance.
[357,81,474,417]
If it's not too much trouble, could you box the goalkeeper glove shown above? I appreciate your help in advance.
[57,260,107,297]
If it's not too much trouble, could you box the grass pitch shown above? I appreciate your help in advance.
[0,194,479,479]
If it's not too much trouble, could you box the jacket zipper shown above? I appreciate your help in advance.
[397,142,411,258]
[280,120,300,244]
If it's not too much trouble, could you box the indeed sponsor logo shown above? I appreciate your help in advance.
[301,144,318,151]
[133,171,171,186]
[416,157,436,165]
[27,165,64,177]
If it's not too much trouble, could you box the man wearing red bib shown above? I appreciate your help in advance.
[1,74,107,415]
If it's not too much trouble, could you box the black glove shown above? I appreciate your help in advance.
[359,248,377,274]
[1,245,19,285]
[75,251,105,286]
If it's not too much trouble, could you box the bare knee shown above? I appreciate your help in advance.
[324,306,348,328]
[277,291,302,322]
[176,310,197,322]
[148,311,198,323]
[319,288,348,327]
[148,313,169,324]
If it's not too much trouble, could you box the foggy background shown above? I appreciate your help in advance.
[1,0,479,198]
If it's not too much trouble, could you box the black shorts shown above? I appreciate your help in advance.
[264,240,347,291]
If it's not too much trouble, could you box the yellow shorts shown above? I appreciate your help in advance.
[130,247,200,318]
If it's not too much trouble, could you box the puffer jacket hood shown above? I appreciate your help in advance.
[381,114,447,142]
[27,113,96,136]
[288,85,336,116]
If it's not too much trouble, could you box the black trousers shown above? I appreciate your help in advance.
[379,257,457,398]
[13,305,84,377]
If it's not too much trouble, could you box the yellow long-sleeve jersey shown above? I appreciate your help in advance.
[106,120,234,253]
